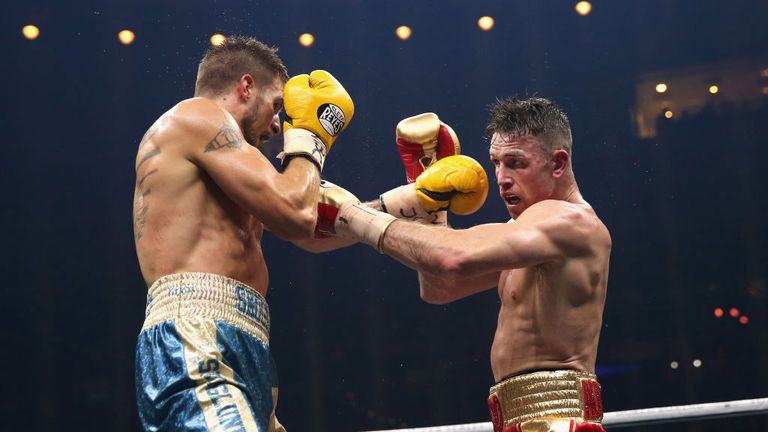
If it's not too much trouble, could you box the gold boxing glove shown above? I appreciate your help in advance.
[396,113,461,183]
[281,70,354,170]
[380,155,488,218]
[396,112,459,225]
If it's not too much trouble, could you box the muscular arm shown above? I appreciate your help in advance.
[179,100,319,240]
[366,199,500,303]
[291,198,381,253]
[292,236,357,253]
[380,200,593,279]
[418,271,499,304]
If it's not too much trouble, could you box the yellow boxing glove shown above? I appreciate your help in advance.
[415,155,488,215]
[380,155,488,218]
[281,70,354,170]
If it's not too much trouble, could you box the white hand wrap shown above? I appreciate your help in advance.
[335,202,397,253]
[380,184,427,218]
[279,128,327,170]
[379,184,446,225]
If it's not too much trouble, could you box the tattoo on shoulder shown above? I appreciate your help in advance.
[137,147,161,171]
[140,127,156,145]
[205,124,243,152]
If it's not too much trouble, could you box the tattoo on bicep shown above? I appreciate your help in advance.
[205,124,243,152]
[137,168,158,191]
[134,167,158,241]
[133,191,150,241]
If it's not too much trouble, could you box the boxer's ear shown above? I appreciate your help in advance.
[237,74,255,101]
[552,149,569,178]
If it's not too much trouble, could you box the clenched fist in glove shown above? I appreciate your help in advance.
[396,112,460,183]
[380,155,489,220]
[281,70,354,170]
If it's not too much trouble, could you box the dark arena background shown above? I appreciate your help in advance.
[3,0,768,431]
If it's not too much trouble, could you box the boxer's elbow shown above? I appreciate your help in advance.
[420,285,453,304]
[272,209,316,241]
[429,247,470,279]
[292,209,317,239]
[418,273,457,305]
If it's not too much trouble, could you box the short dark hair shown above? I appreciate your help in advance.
[195,36,289,96]
[484,97,572,156]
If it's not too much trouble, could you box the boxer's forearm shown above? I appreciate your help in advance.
[292,235,357,253]
[418,271,499,304]
[380,220,454,275]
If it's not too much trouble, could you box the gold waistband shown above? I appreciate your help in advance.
[488,369,603,429]
[142,272,270,342]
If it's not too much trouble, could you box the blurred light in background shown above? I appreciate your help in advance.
[664,109,674,119]
[693,359,702,368]
[762,87,768,96]
[478,16,495,31]
[761,68,768,78]
[739,316,749,324]
[729,307,740,317]
[670,361,679,369]
[655,83,668,93]
[118,30,135,45]
[210,34,226,46]
[299,33,315,47]
[395,25,412,40]
[709,85,719,94]
[22,24,40,40]
[575,1,592,16]
[714,307,724,318]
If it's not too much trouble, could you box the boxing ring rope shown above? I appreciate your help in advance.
[364,397,768,431]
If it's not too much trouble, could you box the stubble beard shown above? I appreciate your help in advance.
[241,102,262,146]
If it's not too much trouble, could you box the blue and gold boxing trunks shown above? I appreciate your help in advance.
[135,272,285,432]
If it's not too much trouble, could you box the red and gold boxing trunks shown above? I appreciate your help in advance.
[487,370,605,432]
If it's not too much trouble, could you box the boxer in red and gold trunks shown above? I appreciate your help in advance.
[319,98,611,432]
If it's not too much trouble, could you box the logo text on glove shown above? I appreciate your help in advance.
[317,103,346,137]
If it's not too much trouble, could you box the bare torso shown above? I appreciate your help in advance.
[133,100,268,294]
[490,203,610,381]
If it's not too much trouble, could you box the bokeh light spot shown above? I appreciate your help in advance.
[395,26,412,40]
[210,34,226,46]
[23,25,40,40]
[118,30,135,45]
[299,33,315,47]
[478,16,495,31]
[575,1,592,16]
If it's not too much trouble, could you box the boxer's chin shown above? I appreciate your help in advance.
[503,195,523,218]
